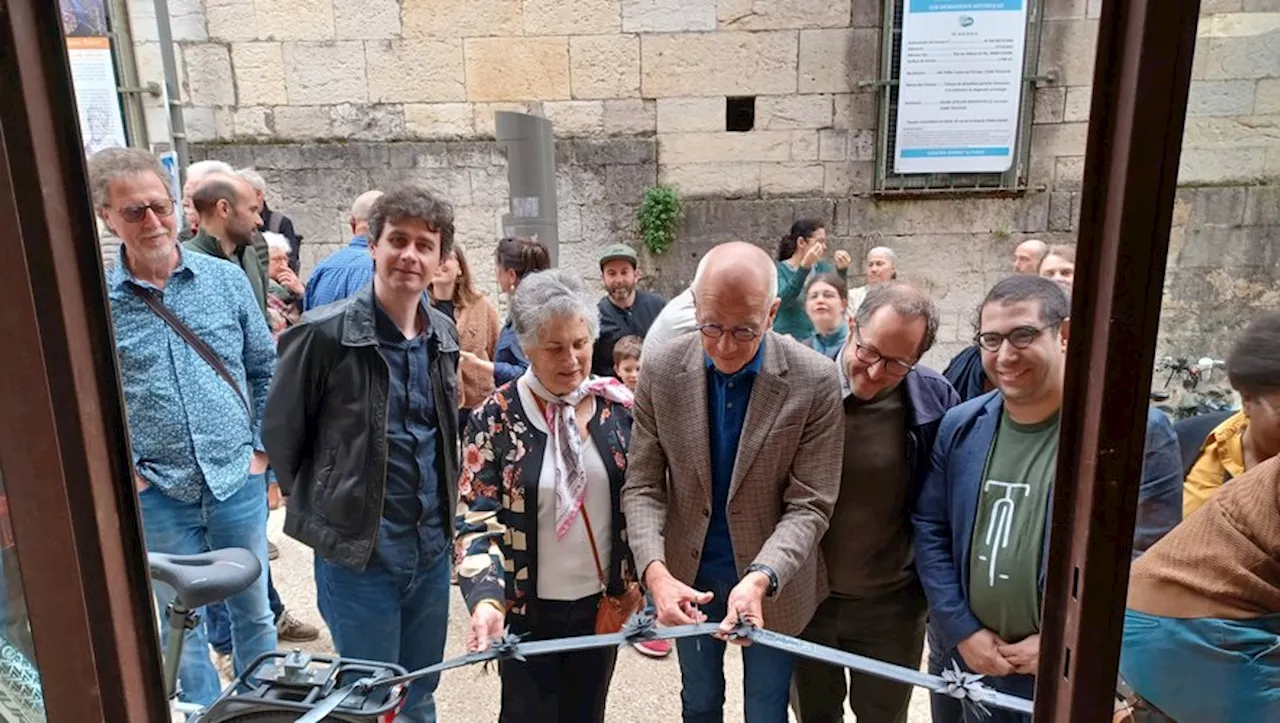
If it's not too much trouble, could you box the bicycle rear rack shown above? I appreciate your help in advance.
[193,650,404,723]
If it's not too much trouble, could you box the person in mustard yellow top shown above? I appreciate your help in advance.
[1183,311,1280,518]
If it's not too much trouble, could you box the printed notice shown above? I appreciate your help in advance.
[62,0,127,156]
[66,36,128,156]
[893,0,1029,174]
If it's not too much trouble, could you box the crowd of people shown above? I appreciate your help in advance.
[85,145,1280,723]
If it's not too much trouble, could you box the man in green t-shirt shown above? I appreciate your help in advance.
[967,412,1058,645]
[914,273,1185,723]
[912,275,1072,723]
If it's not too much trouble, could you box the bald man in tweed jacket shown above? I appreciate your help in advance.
[621,241,843,722]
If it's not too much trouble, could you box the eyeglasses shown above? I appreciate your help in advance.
[852,329,914,377]
[698,323,761,343]
[113,200,175,223]
[974,324,1058,352]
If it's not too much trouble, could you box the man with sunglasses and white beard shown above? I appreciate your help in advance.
[88,148,277,708]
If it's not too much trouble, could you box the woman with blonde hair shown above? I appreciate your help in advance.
[431,243,501,429]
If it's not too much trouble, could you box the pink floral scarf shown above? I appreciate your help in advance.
[524,371,633,539]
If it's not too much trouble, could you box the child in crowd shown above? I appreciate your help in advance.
[612,335,643,392]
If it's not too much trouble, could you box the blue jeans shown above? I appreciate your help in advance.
[314,549,450,723]
[1121,609,1280,721]
[206,573,284,655]
[675,577,795,723]
[208,466,285,654]
[140,474,276,707]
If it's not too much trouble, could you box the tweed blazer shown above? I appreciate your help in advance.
[621,331,844,635]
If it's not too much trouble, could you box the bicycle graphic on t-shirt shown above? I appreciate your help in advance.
[977,480,1031,588]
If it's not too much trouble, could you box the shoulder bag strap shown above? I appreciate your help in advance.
[128,284,251,417]
[581,505,607,587]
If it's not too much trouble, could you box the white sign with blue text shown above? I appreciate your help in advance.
[894,0,1029,174]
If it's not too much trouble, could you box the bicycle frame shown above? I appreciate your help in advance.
[162,598,195,702]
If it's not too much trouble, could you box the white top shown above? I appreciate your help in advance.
[517,375,613,601]
[642,287,698,358]
[848,285,869,315]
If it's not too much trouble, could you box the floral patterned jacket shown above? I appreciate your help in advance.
[454,381,635,625]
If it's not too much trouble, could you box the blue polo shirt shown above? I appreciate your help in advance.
[373,300,447,574]
[698,339,766,583]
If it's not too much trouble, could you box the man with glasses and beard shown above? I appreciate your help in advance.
[914,276,1067,723]
[592,244,666,378]
[87,148,277,708]
[914,276,1182,723]
[792,284,960,723]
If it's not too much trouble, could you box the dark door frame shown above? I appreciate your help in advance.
[0,0,169,719]
[0,0,1203,719]
[1036,0,1203,721]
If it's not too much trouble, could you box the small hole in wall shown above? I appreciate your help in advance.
[726,96,756,132]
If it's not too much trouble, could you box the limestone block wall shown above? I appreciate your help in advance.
[188,138,656,300]
[145,0,1279,367]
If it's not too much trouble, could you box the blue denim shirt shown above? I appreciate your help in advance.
[107,246,276,503]
[372,299,447,573]
[304,236,373,311]
[699,339,766,583]
[493,319,529,386]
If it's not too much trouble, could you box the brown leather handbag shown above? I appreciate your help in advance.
[581,506,643,634]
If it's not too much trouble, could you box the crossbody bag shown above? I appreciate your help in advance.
[128,285,251,417]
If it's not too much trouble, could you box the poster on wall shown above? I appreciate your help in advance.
[60,0,128,156]
[159,151,180,201]
[893,0,1029,175]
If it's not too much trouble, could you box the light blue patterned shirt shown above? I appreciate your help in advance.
[107,246,276,503]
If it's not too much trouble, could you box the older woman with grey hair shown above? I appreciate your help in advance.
[454,268,637,723]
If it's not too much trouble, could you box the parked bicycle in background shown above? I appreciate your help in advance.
[1149,355,1236,420]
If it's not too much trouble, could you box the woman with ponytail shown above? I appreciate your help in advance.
[485,237,552,386]
[774,220,851,340]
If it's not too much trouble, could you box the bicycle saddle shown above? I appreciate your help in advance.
[149,548,262,610]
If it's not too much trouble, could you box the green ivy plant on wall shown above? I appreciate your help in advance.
[636,185,683,256]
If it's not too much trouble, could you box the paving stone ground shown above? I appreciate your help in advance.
[263,509,933,722]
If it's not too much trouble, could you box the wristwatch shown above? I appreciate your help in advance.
[744,563,779,597]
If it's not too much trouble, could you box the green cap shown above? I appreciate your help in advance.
[598,243,638,268]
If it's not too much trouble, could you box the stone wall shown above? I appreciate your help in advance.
[152,0,1280,369]
[189,137,657,293]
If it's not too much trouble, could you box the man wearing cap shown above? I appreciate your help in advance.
[592,243,667,378]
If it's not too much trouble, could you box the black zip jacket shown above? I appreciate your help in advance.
[263,283,460,570]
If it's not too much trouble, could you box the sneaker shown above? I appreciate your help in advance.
[267,541,280,561]
[632,639,672,658]
[276,610,320,642]
[214,651,234,680]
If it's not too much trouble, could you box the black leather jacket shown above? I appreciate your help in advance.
[263,284,460,571]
